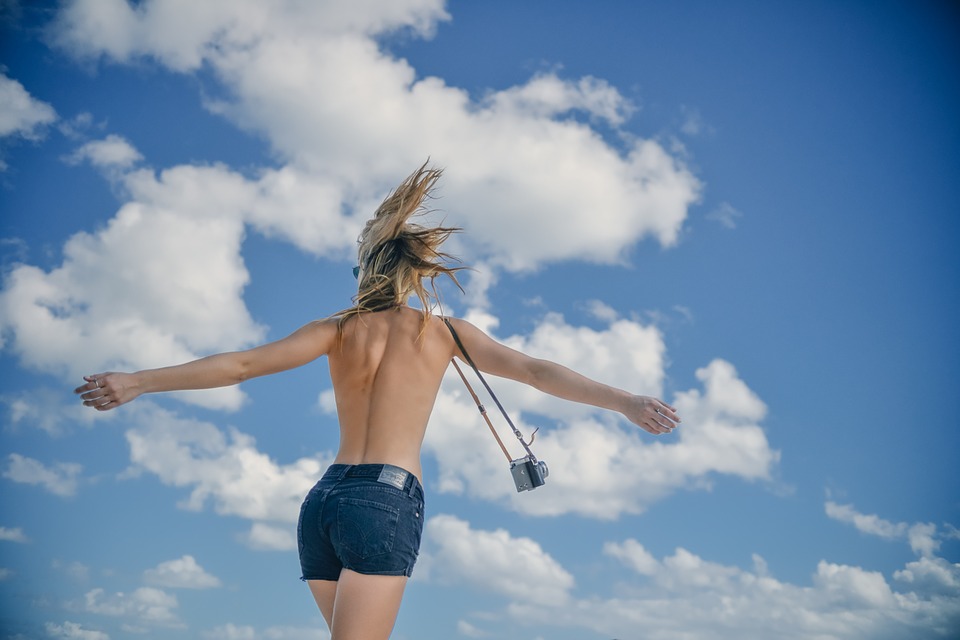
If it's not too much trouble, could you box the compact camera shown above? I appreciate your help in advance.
[509,456,549,492]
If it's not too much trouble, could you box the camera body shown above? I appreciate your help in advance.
[509,456,549,492]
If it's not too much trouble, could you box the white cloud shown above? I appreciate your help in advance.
[124,403,330,523]
[58,111,99,140]
[418,514,574,607]
[203,624,329,640]
[705,202,743,229]
[143,555,221,589]
[0,526,29,543]
[0,73,56,139]
[501,540,960,640]
[242,523,297,551]
[2,0,703,422]
[826,501,907,539]
[895,556,960,596]
[0,160,370,411]
[3,453,82,497]
[417,507,960,640]
[826,501,944,558]
[82,586,181,627]
[45,621,110,640]
[49,0,451,72]
[0,165,267,411]
[487,72,635,126]
[424,311,777,519]
[679,105,707,137]
[45,0,699,272]
[52,560,91,582]
[65,134,143,170]
[584,299,619,323]
[456,620,489,638]
[3,389,96,436]
[204,625,256,640]
[261,627,329,640]
[909,523,942,558]
[500,312,668,418]
[603,538,659,576]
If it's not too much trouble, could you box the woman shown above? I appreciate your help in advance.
[74,163,680,639]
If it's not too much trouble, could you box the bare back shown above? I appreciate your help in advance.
[326,307,456,480]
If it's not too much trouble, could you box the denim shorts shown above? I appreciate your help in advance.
[298,463,425,581]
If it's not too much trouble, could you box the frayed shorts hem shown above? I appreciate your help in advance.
[300,566,414,582]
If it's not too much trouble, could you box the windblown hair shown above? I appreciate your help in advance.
[332,161,465,334]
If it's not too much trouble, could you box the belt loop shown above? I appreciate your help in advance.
[407,474,418,498]
[336,464,351,480]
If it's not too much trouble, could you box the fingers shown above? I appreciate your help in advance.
[643,399,680,436]
[75,374,117,411]
[655,400,680,424]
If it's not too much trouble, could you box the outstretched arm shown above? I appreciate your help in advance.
[74,319,339,411]
[446,318,680,435]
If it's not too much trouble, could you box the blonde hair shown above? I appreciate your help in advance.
[333,161,464,334]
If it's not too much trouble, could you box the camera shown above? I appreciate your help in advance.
[509,456,549,492]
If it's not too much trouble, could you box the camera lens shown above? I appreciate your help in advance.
[538,460,549,479]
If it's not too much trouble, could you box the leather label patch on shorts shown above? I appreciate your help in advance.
[377,465,408,490]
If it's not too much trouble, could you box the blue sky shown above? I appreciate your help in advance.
[1,1,958,639]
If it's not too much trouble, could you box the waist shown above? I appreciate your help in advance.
[322,463,422,497]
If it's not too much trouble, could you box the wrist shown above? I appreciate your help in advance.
[130,371,150,395]
[611,389,634,415]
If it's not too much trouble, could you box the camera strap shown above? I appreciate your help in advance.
[443,318,539,463]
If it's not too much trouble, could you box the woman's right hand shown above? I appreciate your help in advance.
[74,373,141,411]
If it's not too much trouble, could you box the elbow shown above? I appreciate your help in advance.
[232,355,253,385]
[525,358,550,390]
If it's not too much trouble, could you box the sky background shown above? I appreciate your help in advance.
[1,1,958,639]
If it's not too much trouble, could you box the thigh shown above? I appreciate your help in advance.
[331,569,408,640]
[307,579,337,629]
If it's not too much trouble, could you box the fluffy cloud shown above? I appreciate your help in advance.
[242,523,297,551]
[0,162,269,411]
[3,0,700,413]
[202,623,329,640]
[44,621,110,640]
[124,403,331,525]
[46,0,699,271]
[65,134,143,170]
[81,586,181,627]
[487,311,668,420]
[0,159,365,411]
[3,388,97,436]
[3,453,82,497]
[826,501,944,558]
[418,514,574,607]
[0,526,29,543]
[895,556,960,597]
[454,504,960,640]
[0,73,56,139]
[603,538,658,576]
[143,555,221,589]
[423,311,778,518]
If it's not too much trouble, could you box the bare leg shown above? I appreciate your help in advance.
[307,579,338,629]
[310,569,406,640]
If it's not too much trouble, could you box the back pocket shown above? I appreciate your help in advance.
[337,497,400,559]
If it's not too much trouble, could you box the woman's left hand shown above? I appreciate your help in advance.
[623,395,680,435]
